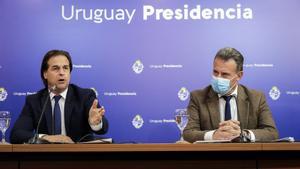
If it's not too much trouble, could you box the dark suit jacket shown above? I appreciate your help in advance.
[183,84,278,143]
[10,84,108,144]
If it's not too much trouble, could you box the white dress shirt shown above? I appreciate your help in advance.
[204,86,255,141]
[47,87,103,135]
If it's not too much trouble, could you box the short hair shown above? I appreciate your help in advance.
[40,50,73,87]
[214,47,244,72]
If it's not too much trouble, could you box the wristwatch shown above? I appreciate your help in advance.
[241,130,251,142]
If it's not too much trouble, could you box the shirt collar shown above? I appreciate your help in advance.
[218,85,238,98]
[49,87,68,100]
[231,85,238,97]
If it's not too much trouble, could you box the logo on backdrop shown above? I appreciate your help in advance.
[269,86,280,100]
[132,60,144,74]
[0,87,8,101]
[132,114,144,129]
[90,87,99,97]
[178,87,189,101]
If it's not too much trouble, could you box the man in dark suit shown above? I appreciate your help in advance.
[10,50,108,144]
[183,47,278,143]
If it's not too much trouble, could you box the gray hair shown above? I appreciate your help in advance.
[214,47,244,72]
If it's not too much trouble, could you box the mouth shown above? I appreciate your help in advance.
[57,79,65,84]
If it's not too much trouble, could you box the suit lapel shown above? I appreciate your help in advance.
[206,88,220,129]
[237,85,249,129]
[64,86,74,135]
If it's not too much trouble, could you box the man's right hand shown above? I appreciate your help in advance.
[213,120,241,140]
[42,135,74,144]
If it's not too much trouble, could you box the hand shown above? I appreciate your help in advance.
[219,120,241,131]
[88,99,105,126]
[213,129,234,140]
[42,135,74,144]
[213,120,241,140]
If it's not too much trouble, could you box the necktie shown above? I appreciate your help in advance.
[53,95,62,135]
[222,95,232,121]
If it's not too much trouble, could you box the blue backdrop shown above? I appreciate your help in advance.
[0,0,299,143]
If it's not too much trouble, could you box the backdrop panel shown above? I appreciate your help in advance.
[0,0,299,143]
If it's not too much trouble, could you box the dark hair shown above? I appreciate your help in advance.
[40,50,73,87]
[214,47,244,72]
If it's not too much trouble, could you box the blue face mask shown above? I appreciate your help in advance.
[211,76,234,95]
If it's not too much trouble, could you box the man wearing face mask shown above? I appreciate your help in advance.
[183,47,278,143]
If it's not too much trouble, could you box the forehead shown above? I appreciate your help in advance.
[47,55,69,66]
[213,57,237,73]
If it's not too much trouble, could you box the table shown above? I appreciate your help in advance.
[0,143,300,169]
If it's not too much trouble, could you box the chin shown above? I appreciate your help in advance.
[56,84,68,91]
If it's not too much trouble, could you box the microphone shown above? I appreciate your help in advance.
[28,85,56,144]
[76,133,113,144]
[76,133,93,143]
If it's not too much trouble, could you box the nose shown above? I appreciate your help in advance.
[58,68,66,75]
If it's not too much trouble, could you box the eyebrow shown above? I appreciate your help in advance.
[50,64,69,67]
[213,69,231,75]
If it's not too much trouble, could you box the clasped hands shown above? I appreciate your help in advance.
[42,99,105,144]
[213,120,241,140]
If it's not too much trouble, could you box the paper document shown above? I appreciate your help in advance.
[193,139,232,144]
[272,137,295,142]
[78,138,113,144]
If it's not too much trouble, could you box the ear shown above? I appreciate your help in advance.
[237,71,243,81]
[43,72,47,80]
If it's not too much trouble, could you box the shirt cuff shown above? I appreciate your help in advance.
[38,134,46,138]
[89,121,103,131]
[204,130,216,140]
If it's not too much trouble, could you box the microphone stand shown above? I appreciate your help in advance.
[28,86,55,144]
